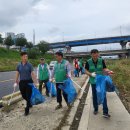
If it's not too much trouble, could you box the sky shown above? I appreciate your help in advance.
[0,0,130,51]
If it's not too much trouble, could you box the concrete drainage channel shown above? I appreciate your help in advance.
[54,78,90,130]
[69,83,89,130]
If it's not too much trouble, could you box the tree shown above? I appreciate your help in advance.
[0,34,3,44]
[4,36,14,50]
[15,37,27,51]
[26,42,33,50]
[37,40,49,54]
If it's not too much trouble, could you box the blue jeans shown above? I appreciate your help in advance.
[91,84,108,114]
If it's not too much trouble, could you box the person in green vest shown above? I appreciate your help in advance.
[85,49,113,118]
[79,58,83,74]
[37,58,51,96]
[51,51,71,110]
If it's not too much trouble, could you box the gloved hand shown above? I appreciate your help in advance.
[13,83,17,88]
[49,78,55,82]
[91,72,96,77]
[49,79,53,82]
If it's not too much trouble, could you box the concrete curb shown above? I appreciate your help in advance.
[78,85,92,130]
[61,77,89,130]
[1,91,22,111]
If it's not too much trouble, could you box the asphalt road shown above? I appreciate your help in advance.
[0,69,37,99]
[0,71,19,99]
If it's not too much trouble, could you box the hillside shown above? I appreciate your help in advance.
[0,47,54,71]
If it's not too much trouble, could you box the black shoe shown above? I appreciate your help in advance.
[93,110,98,115]
[29,105,33,108]
[24,107,29,116]
[55,104,62,110]
[46,93,49,97]
[103,113,111,118]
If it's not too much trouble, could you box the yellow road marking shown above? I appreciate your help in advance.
[0,79,14,83]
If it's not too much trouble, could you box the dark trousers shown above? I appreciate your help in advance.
[56,83,68,104]
[80,67,83,74]
[39,79,49,95]
[76,68,79,77]
[19,79,33,108]
[91,84,108,114]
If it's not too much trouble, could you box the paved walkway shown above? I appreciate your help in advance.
[79,86,130,130]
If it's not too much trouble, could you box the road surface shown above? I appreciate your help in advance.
[0,69,37,99]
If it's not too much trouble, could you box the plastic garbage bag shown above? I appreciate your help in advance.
[46,82,57,97]
[28,83,46,105]
[105,76,115,92]
[95,75,115,105]
[81,67,86,74]
[95,75,106,105]
[58,78,77,103]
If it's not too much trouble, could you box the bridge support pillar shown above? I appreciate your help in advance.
[127,49,130,59]
[120,42,127,49]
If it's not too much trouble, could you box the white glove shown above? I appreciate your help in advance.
[13,83,17,88]
[49,78,55,82]
[91,72,96,77]
[49,79,53,82]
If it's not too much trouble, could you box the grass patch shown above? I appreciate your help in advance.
[107,59,130,112]
[0,47,55,72]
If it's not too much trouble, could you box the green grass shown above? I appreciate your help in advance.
[0,47,54,71]
[107,59,130,93]
[107,59,130,113]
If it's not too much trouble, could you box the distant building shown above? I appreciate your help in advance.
[6,32,25,39]
[15,33,25,39]
[5,32,26,45]
[6,32,15,39]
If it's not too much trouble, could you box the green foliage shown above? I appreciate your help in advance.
[0,47,54,71]
[37,40,49,55]
[26,42,33,50]
[15,37,27,51]
[28,48,40,59]
[4,36,14,49]
[0,34,3,44]
[107,59,130,92]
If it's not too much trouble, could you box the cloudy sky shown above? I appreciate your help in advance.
[0,0,130,51]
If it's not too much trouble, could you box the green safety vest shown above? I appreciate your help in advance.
[38,63,49,80]
[79,60,83,67]
[88,58,103,84]
[54,60,67,82]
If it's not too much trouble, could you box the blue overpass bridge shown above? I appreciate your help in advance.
[49,35,130,50]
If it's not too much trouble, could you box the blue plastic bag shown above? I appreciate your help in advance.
[95,75,106,105]
[28,83,46,105]
[74,69,78,77]
[105,76,115,92]
[95,75,115,105]
[46,82,57,97]
[59,78,77,103]
[81,67,86,74]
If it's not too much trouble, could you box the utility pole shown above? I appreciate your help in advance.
[33,29,35,45]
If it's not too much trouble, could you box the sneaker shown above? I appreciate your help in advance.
[55,104,62,110]
[24,107,29,116]
[67,103,72,108]
[103,113,111,118]
[93,110,98,115]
